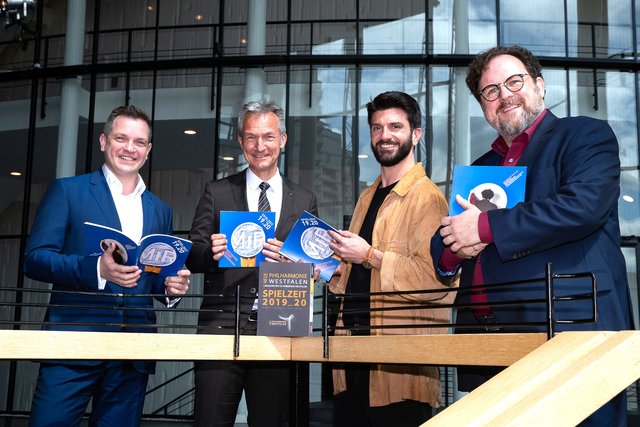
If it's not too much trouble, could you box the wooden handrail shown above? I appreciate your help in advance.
[0,330,545,366]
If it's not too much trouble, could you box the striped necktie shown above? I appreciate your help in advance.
[258,182,271,212]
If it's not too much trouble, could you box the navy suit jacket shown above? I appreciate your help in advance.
[186,169,318,334]
[24,170,174,373]
[431,111,635,391]
[432,111,634,346]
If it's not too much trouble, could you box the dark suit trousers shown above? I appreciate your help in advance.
[29,361,148,427]
[194,360,290,427]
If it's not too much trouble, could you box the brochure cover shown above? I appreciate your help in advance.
[84,222,192,276]
[449,165,527,215]
[257,262,314,337]
[279,211,342,282]
[219,211,276,268]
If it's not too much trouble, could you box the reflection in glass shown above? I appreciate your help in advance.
[500,0,565,56]
[567,0,633,59]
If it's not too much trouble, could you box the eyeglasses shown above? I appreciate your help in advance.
[478,73,530,102]
[109,135,150,148]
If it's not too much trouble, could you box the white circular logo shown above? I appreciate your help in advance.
[139,242,177,266]
[300,227,334,260]
[468,183,508,211]
[231,222,266,257]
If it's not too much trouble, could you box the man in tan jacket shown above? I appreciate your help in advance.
[327,91,456,426]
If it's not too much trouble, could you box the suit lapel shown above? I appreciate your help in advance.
[229,170,249,211]
[517,111,558,167]
[141,192,155,236]
[276,177,298,240]
[89,171,121,230]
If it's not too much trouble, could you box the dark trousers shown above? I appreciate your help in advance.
[194,360,291,427]
[332,364,432,427]
[579,390,627,427]
[29,361,148,427]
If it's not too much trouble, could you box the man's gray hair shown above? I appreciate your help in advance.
[238,99,286,135]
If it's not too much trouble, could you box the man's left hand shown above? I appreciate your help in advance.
[165,269,191,296]
[440,194,482,252]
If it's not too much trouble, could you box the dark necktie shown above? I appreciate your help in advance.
[258,182,271,212]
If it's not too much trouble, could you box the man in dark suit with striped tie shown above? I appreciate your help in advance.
[186,99,318,427]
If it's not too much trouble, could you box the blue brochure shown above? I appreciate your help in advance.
[84,222,192,276]
[279,211,342,282]
[449,165,527,215]
[219,211,276,268]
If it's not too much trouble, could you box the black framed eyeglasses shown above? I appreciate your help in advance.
[478,73,530,102]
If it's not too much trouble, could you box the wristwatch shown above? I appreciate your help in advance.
[362,246,375,269]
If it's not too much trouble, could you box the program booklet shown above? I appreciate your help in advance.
[279,211,342,282]
[84,222,192,276]
[257,262,314,337]
[219,211,276,268]
[449,165,527,215]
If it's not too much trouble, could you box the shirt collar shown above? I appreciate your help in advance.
[245,167,283,193]
[491,108,548,156]
[102,164,146,198]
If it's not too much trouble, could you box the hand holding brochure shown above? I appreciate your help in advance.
[449,165,527,215]
[219,211,276,268]
[84,222,192,276]
[279,211,342,282]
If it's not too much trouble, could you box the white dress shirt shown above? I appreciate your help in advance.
[96,165,178,306]
[245,167,283,226]
[97,165,145,290]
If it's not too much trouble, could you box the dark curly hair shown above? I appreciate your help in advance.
[466,45,543,103]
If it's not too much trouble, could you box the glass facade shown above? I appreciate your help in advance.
[1,0,639,420]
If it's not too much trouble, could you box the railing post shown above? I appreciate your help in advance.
[323,283,329,358]
[234,284,241,357]
[545,262,555,339]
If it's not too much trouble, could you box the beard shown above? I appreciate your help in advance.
[371,135,414,167]
[490,90,545,140]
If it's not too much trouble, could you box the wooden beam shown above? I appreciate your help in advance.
[0,330,546,366]
[291,334,547,366]
[0,330,291,361]
[425,331,640,426]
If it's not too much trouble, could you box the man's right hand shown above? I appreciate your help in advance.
[99,242,141,287]
[211,233,228,261]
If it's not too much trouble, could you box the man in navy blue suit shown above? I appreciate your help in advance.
[431,46,634,426]
[24,105,191,427]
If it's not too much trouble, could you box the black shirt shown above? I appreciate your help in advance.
[342,181,397,333]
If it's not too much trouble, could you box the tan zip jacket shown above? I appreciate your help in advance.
[329,162,458,408]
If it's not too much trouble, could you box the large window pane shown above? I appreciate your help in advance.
[621,170,640,236]
[0,84,29,236]
[567,0,634,59]
[151,68,215,232]
[290,0,356,55]
[288,65,357,224]
[569,70,637,163]
[569,69,638,236]
[500,1,565,56]
[432,0,497,55]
